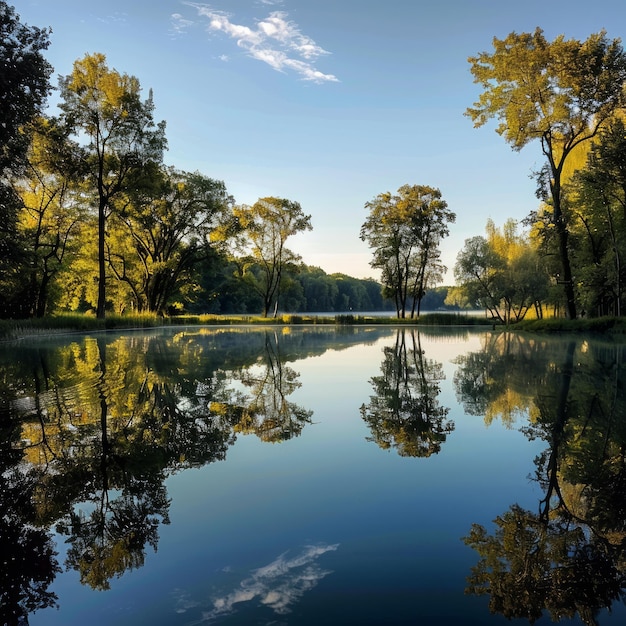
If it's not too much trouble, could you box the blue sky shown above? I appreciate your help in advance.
[17,0,626,283]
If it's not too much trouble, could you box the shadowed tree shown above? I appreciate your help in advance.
[109,166,235,314]
[571,116,626,316]
[0,2,52,316]
[234,197,312,317]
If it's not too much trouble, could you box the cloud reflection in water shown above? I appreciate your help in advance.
[201,543,339,622]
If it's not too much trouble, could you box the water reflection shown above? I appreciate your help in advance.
[360,328,453,457]
[4,326,626,624]
[197,543,339,622]
[457,332,626,625]
[0,415,60,625]
[211,329,313,442]
[0,326,380,622]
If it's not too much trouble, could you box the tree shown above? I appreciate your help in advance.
[109,167,235,314]
[571,116,626,316]
[454,235,504,319]
[0,2,52,315]
[234,197,312,317]
[360,185,454,318]
[467,28,626,319]
[454,220,549,323]
[15,117,85,317]
[59,53,167,318]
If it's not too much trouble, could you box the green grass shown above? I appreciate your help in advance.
[511,316,626,334]
[0,312,165,340]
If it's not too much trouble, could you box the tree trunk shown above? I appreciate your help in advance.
[96,196,107,319]
[550,160,577,319]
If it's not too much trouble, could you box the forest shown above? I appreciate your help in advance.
[4,3,626,321]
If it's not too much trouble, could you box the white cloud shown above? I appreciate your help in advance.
[184,3,339,83]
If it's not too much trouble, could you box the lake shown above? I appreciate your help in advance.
[2,325,626,625]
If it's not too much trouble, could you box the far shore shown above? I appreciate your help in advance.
[1,312,626,341]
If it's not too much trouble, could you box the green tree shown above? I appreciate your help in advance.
[59,53,167,318]
[360,185,454,318]
[109,166,235,314]
[234,197,312,317]
[0,2,52,316]
[467,28,626,319]
[299,266,339,311]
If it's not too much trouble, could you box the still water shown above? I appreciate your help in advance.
[2,325,626,625]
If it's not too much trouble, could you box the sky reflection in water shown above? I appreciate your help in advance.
[1,326,625,625]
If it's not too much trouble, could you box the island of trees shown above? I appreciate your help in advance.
[4,3,626,322]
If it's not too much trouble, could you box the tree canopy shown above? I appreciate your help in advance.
[234,197,312,317]
[361,185,454,318]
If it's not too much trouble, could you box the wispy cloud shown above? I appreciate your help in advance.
[97,12,128,24]
[184,3,339,83]
[170,12,195,37]
[198,543,339,621]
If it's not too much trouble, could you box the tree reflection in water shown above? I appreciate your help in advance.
[0,327,317,619]
[0,412,60,625]
[360,328,453,457]
[457,332,626,625]
[209,329,313,442]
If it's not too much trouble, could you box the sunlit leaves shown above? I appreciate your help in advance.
[361,185,455,318]
[454,220,548,322]
[467,28,626,319]
[467,29,626,152]
[59,53,167,317]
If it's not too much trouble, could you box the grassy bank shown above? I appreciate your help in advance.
[0,311,493,340]
[510,316,626,334]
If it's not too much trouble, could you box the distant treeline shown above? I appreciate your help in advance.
[181,261,455,315]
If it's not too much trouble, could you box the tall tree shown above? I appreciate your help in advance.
[234,197,312,317]
[360,184,454,318]
[466,28,626,319]
[0,2,52,316]
[58,53,166,318]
